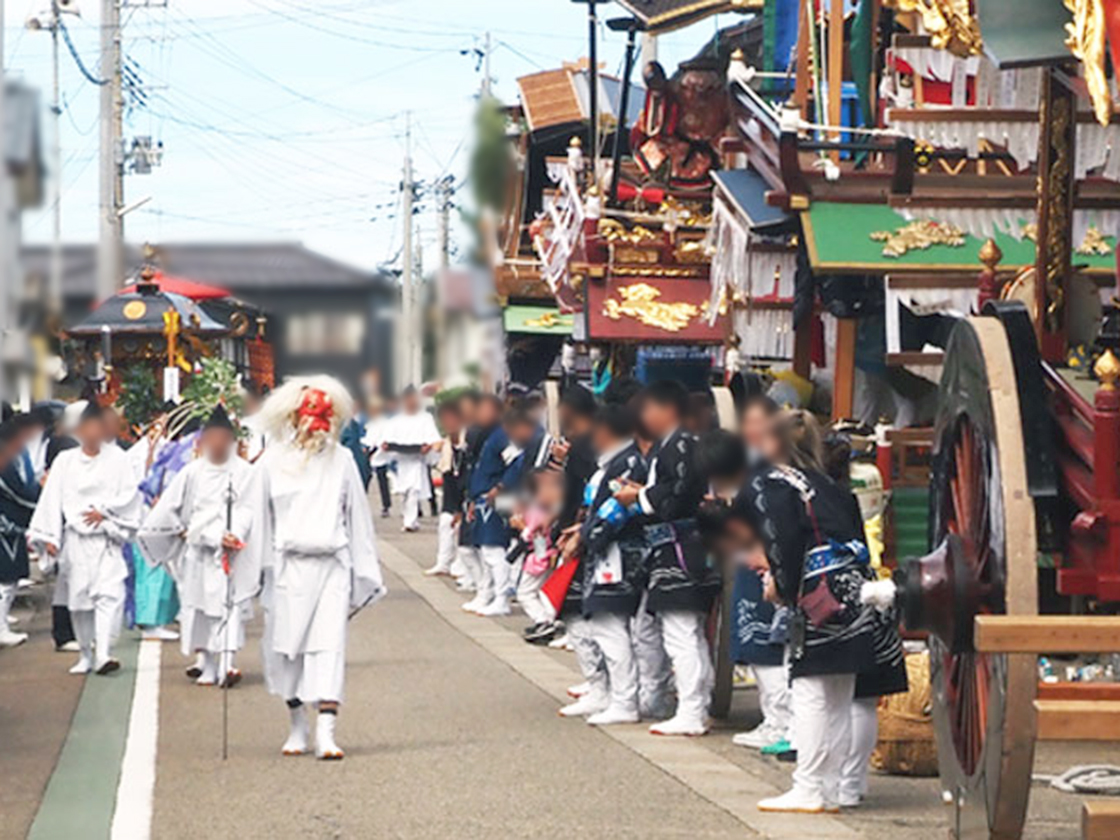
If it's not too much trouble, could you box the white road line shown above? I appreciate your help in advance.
[110,638,162,840]
[378,539,861,840]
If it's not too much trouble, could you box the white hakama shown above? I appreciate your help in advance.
[255,442,385,705]
[138,456,259,660]
[28,446,141,666]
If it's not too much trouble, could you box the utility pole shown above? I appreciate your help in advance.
[97,0,124,301]
[399,112,415,391]
[49,1,63,314]
[482,31,492,99]
[435,176,451,383]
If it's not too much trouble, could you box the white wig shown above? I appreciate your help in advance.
[256,374,354,443]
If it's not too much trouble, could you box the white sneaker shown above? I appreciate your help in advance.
[315,712,344,760]
[476,597,511,617]
[454,578,476,592]
[548,633,571,649]
[558,692,609,718]
[587,706,640,726]
[423,565,452,577]
[69,654,94,675]
[141,626,180,641]
[649,715,709,737]
[282,705,309,756]
[461,595,488,613]
[757,788,831,814]
[838,792,864,809]
[56,640,81,653]
[567,681,591,698]
[0,629,28,648]
[733,724,779,749]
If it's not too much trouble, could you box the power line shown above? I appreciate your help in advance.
[58,18,109,86]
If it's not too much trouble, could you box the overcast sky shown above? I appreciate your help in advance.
[5,1,719,272]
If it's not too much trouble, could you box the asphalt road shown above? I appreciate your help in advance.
[1,508,1106,840]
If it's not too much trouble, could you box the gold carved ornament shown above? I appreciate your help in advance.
[1064,0,1113,126]
[1022,223,1113,256]
[602,283,715,332]
[882,0,982,57]
[524,312,573,330]
[870,220,966,257]
[597,219,661,245]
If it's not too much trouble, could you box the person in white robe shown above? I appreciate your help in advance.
[139,406,259,686]
[252,376,387,760]
[379,386,441,532]
[28,401,142,675]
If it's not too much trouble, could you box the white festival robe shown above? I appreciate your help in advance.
[380,410,441,528]
[255,441,386,704]
[138,455,259,658]
[28,446,142,616]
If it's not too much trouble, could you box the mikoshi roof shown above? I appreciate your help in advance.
[68,286,228,335]
[612,0,758,33]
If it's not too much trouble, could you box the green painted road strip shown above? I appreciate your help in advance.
[28,635,140,840]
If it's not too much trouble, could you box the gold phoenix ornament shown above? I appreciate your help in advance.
[602,283,706,332]
[870,220,966,257]
[883,0,982,57]
[1064,0,1113,126]
[1022,223,1114,256]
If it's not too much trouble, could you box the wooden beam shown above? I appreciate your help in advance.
[975,616,1120,653]
[828,0,844,162]
[1038,682,1120,702]
[1083,801,1120,840]
[832,317,857,421]
[886,351,943,367]
[1035,700,1120,740]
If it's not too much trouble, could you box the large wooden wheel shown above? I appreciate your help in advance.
[902,317,1039,840]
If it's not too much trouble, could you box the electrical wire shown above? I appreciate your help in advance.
[58,18,109,86]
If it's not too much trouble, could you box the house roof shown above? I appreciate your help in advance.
[20,242,396,298]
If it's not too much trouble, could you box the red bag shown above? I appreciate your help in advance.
[538,558,580,621]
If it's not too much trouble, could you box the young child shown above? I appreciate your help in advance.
[579,404,648,726]
[515,468,563,637]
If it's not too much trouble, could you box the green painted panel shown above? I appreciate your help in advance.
[503,306,574,336]
[803,202,1116,275]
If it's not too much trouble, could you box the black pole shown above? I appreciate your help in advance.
[587,0,599,159]
[609,25,637,207]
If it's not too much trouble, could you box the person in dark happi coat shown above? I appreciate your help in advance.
[462,396,521,616]
[576,404,648,725]
[455,394,497,606]
[740,410,880,814]
[0,416,40,647]
[613,380,718,736]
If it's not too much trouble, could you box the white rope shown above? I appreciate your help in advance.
[795,120,903,138]
[1033,765,1120,795]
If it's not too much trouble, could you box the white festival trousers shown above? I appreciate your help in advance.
[631,593,673,712]
[480,546,509,605]
[516,569,550,625]
[434,512,458,572]
[753,663,793,740]
[567,615,608,697]
[71,593,121,665]
[458,546,488,598]
[791,672,857,802]
[660,609,714,723]
[587,612,640,714]
[402,488,421,530]
[840,696,880,800]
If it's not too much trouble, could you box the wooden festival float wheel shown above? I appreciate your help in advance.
[899,314,1039,840]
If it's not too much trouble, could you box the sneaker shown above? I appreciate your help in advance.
[524,621,560,644]
[461,596,488,614]
[760,738,793,756]
[649,715,709,737]
[757,788,830,814]
[567,681,591,699]
[0,630,29,648]
[587,706,640,726]
[56,640,82,653]
[6,614,20,625]
[558,692,609,718]
[141,626,180,642]
[733,724,780,750]
[838,792,864,809]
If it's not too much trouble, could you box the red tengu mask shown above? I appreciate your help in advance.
[297,388,333,433]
